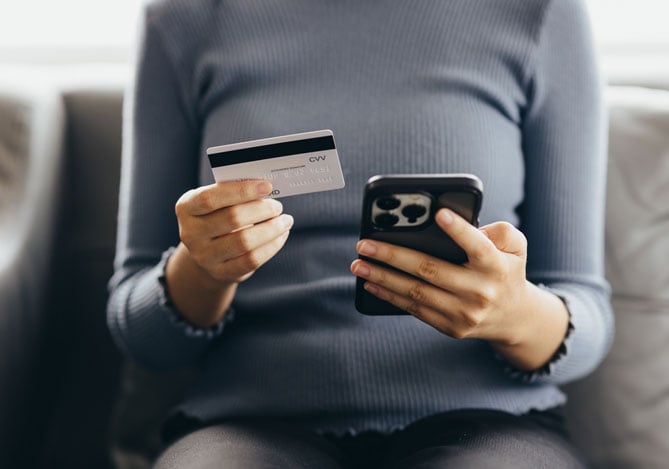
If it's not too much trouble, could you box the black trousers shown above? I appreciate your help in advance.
[154,408,587,469]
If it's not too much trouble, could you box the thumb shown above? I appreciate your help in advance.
[479,222,527,259]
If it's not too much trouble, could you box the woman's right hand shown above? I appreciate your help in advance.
[175,179,293,284]
[165,179,292,327]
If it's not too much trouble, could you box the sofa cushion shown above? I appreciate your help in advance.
[564,86,669,468]
[604,87,669,302]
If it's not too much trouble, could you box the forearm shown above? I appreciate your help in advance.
[490,281,570,372]
[165,242,237,328]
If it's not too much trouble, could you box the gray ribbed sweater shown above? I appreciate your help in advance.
[108,0,613,434]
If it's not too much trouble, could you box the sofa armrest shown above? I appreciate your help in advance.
[0,73,66,468]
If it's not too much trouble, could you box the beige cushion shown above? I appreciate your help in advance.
[564,86,669,468]
[604,88,669,302]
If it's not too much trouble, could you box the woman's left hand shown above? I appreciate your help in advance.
[350,208,534,346]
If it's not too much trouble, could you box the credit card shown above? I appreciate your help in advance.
[207,129,345,198]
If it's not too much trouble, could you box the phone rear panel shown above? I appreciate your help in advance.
[355,174,483,315]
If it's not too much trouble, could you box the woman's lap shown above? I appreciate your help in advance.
[377,409,586,469]
[153,409,587,469]
[153,418,346,469]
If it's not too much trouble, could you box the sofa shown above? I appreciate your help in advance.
[0,64,668,469]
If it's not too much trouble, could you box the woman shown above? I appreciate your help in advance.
[108,0,612,467]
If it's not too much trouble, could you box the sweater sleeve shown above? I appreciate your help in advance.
[516,0,613,384]
[106,7,227,371]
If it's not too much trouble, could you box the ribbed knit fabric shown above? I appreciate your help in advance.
[108,0,613,435]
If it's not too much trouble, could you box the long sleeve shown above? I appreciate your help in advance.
[518,0,613,384]
[106,6,224,371]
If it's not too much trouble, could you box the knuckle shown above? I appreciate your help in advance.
[381,288,396,304]
[174,199,186,218]
[242,250,263,271]
[497,221,514,238]
[176,221,187,240]
[178,220,201,246]
[417,258,439,281]
[473,285,496,307]
[195,189,215,213]
[450,327,470,340]
[179,227,194,247]
[374,268,388,285]
[225,206,244,228]
[464,309,485,329]
[499,222,527,253]
[407,282,428,303]
[175,189,198,217]
[234,230,254,253]
[405,300,423,316]
[517,230,528,252]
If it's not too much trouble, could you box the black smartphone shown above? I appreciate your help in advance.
[355,174,483,315]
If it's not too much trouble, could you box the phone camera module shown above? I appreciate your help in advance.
[376,197,401,210]
[401,204,427,223]
[370,193,431,229]
[374,213,400,228]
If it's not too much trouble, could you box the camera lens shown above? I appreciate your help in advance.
[376,197,401,210]
[402,204,427,223]
[374,213,399,228]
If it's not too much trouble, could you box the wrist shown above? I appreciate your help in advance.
[490,281,570,371]
[172,243,236,292]
[488,280,536,348]
[165,243,238,327]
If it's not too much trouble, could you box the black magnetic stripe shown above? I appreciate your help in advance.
[209,135,335,167]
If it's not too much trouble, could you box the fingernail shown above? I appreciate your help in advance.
[256,180,273,195]
[357,241,377,256]
[364,283,379,295]
[438,209,454,224]
[352,261,371,277]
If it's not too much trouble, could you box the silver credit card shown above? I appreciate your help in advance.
[207,129,345,198]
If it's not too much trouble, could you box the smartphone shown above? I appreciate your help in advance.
[355,174,483,315]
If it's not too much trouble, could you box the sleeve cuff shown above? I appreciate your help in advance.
[157,246,234,340]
